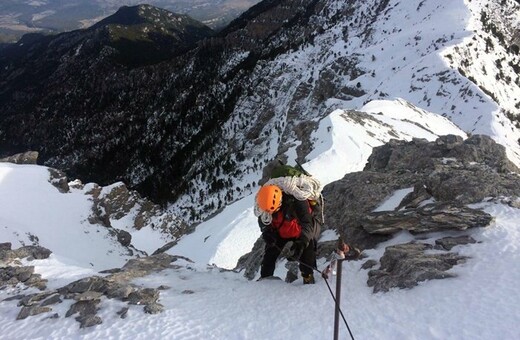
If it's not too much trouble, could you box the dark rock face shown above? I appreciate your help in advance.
[364,135,519,174]
[362,203,493,234]
[435,235,477,251]
[367,243,468,293]
[324,135,520,251]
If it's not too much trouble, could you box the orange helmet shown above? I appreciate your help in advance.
[257,185,282,214]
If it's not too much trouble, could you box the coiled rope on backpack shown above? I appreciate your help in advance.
[254,175,324,225]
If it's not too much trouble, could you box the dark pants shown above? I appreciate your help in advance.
[261,237,317,278]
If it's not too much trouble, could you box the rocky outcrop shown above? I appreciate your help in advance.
[85,181,188,245]
[362,202,493,234]
[0,151,38,164]
[2,252,192,328]
[367,242,468,293]
[324,135,520,251]
[0,244,52,263]
[0,244,51,292]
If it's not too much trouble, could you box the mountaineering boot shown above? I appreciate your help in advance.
[302,273,315,284]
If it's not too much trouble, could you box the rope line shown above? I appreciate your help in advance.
[269,243,355,340]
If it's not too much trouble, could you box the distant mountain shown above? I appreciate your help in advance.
[0,0,260,43]
[89,4,215,66]
[1,0,519,225]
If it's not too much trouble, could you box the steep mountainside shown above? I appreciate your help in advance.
[1,0,519,224]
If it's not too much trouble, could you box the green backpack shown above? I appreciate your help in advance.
[270,164,307,178]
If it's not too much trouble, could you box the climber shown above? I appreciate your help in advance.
[254,167,323,284]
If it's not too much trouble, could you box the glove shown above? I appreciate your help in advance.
[289,238,308,261]
[321,266,331,280]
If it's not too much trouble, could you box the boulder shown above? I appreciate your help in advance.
[0,266,47,291]
[367,243,468,293]
[48,168,69,193]
[0,151,39,164]
[16,306,52,320]
[0,245,52,262]
[435,235,477,251]
[116,229,132,247]
[361,202,493,234]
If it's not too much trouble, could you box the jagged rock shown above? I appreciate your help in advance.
[284,262,299,283]
[0,266,47,290]
[361,260,378,270]
[235,239,275,280]
[0,266,34,284]
[0,245,52,262]
[40,294,62,306]
[119,253,176,275]
[0,151,39,164]
[361,202,493,234]
[76,315,103,328]
[426,164,520,204]
[116,229,132,247]
[74,291,103,301]
[364,138,436,173]
[18,291,56,307]
[396,184,433,210]
[435,236,477,251]
[48,168,69,193]
[87,182,188,251]
[23,275,47,290]
[105,284,135,300]
[127,288,159,305]
[364,135,519,174]
[59,276,108,295]
[152,241,177,255]
[322,170,418,249]
[144,302,164,314]
[0,243,11,251]
[98,268,122,274]
[323,135,520,252]
[117,307,129,319]
[16,306,52,320]
[367,243,468,293]
[65,299,100,318]
[2,294,24,302]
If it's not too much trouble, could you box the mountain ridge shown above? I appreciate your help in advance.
[0,0,519,225]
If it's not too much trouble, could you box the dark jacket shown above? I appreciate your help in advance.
[259,193,320,242]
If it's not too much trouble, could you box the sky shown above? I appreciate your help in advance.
[1,99,519,340]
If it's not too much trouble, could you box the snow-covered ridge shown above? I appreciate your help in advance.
[2,97,520,339]
[172,98,467,269]
[172,0,520,223]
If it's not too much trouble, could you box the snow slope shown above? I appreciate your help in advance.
[1,99,519,339]
[171,99,466,270]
